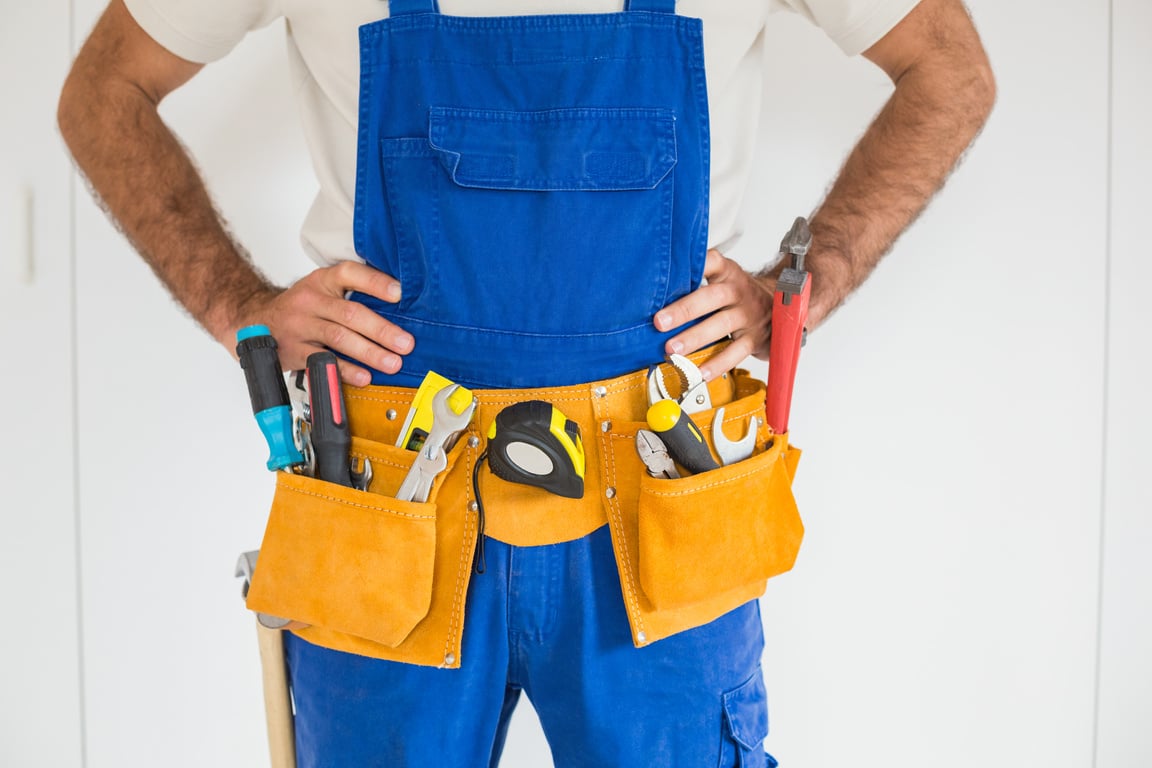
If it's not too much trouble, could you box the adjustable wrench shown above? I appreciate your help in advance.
[395,384,477,503]
[766,217,812,435]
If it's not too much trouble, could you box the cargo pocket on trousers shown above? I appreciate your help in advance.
[244,436,455,649]
[719,671,771,768]
[637,438,803,611]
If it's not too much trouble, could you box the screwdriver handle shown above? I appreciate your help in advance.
[306,351,353,487]
[236,325,304,472]
[646,399,719,475]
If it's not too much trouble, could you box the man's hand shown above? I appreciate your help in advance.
[653,0,995,379]
[654,250,775,382]
[59,0,411,386]
[235,262,412,387]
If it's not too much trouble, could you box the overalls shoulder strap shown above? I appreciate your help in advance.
[387,0,676,16]
[624,0,676,12]
[387,0,438,15]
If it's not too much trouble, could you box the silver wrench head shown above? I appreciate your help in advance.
[396,384,477,503]
[711,406,760,466]
[422,384,478,458]
[350,457,373,492]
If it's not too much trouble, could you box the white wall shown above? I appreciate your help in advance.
[1,0,1148,766]
[0,3,84,767]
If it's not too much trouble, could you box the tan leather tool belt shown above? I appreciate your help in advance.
[246,347,803,667]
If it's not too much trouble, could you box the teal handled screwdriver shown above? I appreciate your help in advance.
[236,325,305,472]
[646,399,719,476]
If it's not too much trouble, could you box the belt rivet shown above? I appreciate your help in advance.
[600,420,611,432]
[605,487,616,499]
[695,394,706,406]
[468,501,479,512]
[444,653,456,666]
[386,409,398,421]
[594,386,608,398]
[637,632,647,644]
[467,436,480,449]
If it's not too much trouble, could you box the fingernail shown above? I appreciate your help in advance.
[395,335,414,353]
[698,366,712,382]
[355,371,372,387]
[386,282,402,302]
[654,312,669,331]
[668,339,684,355]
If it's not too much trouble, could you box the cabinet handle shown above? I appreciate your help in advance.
[14,186,35,284]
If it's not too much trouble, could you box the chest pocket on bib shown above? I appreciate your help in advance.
[377,107,678,335]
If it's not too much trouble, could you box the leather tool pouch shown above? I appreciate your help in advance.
[245,432,479,668]
[598,371,804,647]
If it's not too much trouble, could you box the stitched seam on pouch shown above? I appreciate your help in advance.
[345,393,412,405]
[642,463,770,498]
[345,451,410,474]
[446,450,477,662]
[279,484,435,519]
[604,432,645,637]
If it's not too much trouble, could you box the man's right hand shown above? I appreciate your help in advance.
[233,262,413,387]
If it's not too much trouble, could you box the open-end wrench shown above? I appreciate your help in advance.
[349,456,373,492]
[711,407,760,466]
[647,353,712,414]
[635,429,681,479]
[395,384,477,503]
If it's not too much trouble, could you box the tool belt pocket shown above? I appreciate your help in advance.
[636,436,801,611]
[602,372,804,645]
[245,436,468,655]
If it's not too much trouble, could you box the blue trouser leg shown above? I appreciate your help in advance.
[285,526,774,767]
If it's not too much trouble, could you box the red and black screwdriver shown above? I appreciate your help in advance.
[306,351,354,488]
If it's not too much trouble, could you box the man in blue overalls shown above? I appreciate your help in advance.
[60,0,994,764]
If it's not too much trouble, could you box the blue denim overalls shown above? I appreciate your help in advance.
[283,2,775,765]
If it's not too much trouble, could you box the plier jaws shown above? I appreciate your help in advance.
[646,353,712,414]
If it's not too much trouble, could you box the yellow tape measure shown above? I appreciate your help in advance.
[486,400,585,499]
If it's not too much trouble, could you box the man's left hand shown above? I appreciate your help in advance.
[653,249,775,382]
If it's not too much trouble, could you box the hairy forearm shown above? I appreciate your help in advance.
[58,70,276,345]
[801,47,995,326]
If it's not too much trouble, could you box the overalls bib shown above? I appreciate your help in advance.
[352,0,710,389]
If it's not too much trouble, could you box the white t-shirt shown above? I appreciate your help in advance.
[125,0,918,264]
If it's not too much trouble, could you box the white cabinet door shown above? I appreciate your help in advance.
[69,4,314,766]
[1097,0,1152,764]
[0,3,84,767]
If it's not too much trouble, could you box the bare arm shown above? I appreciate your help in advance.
[655,0,996,380]
[58,0,412,385]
